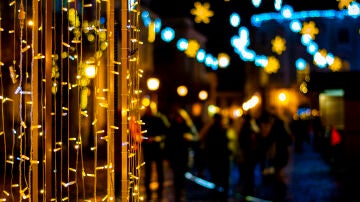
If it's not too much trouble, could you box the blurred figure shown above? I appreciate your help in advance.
[164,105,198,202]
[201,113,231,201]
[238,112,261,196]
[258,109,293,201]
[141,106,169,201]
[311,115,325,152]
[290,114,310,153]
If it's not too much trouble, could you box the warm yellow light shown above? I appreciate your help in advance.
[85,64,96,78]
[28,20,34,27]
[218,53,230,68]
[242,95,260,111]
[148,21,156,43]
[198,90,208,100]
[278,92,287,102]
[232,108,243,118]
[207,105,220,116]
[147,78,160,91]
[192,103,202,116]
[177,85,188,96]
[141,96,150,107]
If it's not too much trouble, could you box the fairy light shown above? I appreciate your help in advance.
[0,0,144,200]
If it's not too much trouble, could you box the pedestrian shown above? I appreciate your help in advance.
[258,109,293,201]
[201,113,231,201]
[238,112,261,197]
[141,106,169,201]
[289,114,309,153]
[164,105,198,202]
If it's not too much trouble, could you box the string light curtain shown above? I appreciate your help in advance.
[0,0,144,201]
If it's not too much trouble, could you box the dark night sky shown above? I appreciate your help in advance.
[141,0,341,91]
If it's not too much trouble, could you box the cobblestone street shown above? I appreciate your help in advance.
[150,142,345,202]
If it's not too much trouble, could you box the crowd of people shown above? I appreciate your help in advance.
[140,104,297,202]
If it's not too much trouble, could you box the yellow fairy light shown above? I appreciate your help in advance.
[61,181,76,188]
[3,190,10,196]
[69,168,76,172]
[53,148,61,152]
[101,195,108,201]
[21,45,31,52]
[30,160,39,164]
[20,155,30,160]
[62,42,71,48]
[271,35,286,55]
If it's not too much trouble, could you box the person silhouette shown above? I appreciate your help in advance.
[238,112,261,197]
[201,113,231,201]
[164,105,198,202]
[141,106,169,200]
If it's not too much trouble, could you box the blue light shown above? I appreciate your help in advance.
[290,20,302,33]
[326,53,335,65]
[348,2,360,17]
[236,48,256,62]
[255,55,268,67]
[251,9,355,27]
[252,0,262,8]
[301,34,312,46]
[100,17,106,25]
[141,10,151,27]
[314,52,327,68]
[211,59,219,71]
[196,49,206,62]
[185,172,216,189]
[307,41,318,55]
[154,18,162,33]
[205,54,215,68]
[161,27,175,43]
[274,0,282,11]
[295,58,307,70]
[230,12,241,27]
[177,38,188,51]
[281,5,293,19]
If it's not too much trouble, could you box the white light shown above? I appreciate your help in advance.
[290,20,302,32]
[198,90,208,100]
[252,0,262,8]
[281,5,293,19]
[176,38,188,51]
[161,27,175,42]
[147,78,160,91]
[230,12,241,27]
[177,85,188,96]
[218,53,230,68]
[85,65,96,78]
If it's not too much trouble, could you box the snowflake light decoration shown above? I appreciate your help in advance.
[300,21,319,39]
[337,0,354,9]
[329,56,342,71]
[271,35,286,55]
[264,56,280,73]
[190,2,214,24]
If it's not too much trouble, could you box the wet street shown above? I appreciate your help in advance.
[149,142,345,202]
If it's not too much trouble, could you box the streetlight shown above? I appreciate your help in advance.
[177,85,188,97]
[146,77,160,110]
[147,77,160,91]
[198,90,208,101]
